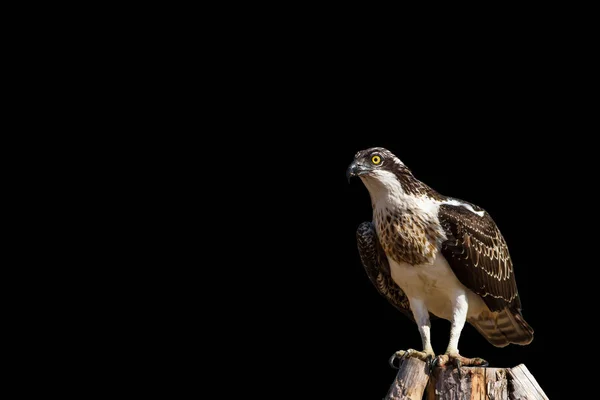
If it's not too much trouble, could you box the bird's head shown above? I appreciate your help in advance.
[346,147,406,182]
[347,147,419,201]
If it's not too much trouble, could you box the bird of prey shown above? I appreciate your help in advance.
[347,147,533,369]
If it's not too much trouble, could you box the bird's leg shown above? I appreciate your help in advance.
[434,291,487,375]
[389,298,435,369]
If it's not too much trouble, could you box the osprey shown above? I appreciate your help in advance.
[347,147,533,369]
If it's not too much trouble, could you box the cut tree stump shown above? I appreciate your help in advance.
[384,359,548,400]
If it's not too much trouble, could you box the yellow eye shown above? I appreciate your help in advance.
[371,155,381,165]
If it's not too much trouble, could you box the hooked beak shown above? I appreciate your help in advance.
[346,161,369,183]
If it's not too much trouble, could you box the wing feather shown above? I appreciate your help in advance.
[356,221,414,321]
[439,203,521,312]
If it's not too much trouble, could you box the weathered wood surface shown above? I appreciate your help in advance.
[384,358,430,400]
[385,363,547,399]
[507,364,549,400]
[485,368,508,400]
[426,366,510,399]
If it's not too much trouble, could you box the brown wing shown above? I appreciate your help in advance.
[438,203,521,312]
[356,221,414,321]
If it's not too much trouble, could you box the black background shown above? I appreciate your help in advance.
[202,44,596,397]
[248,124,595,399]
[51,15,599,400]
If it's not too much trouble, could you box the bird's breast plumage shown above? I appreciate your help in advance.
[374,205,445,266]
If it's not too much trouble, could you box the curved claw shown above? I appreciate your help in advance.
[455,359,463,379]
[426,354,435,374]
[432,354,446,369]
[388,350,412,369]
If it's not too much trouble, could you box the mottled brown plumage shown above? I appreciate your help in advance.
[350,146,533,354]
[439,203,520,312]
[356,222,413,319]
[375,208,442,266]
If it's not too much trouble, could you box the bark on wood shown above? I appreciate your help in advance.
[384,358,430,400]
[385,363,546,399]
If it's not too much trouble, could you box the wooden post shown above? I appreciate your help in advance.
[385,358,430,400]
[385,363,547,399]
[507,364,548,400]
[485,368,509,400]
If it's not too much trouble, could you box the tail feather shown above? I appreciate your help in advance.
[470,308,534,347]
[504,310,534,345]
[470,318,510,347]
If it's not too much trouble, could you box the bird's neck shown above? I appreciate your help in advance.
[361,170,429,208]
[361,174,405,209]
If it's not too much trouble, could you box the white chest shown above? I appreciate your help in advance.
[388,252,457,296]
[387,252,486,320]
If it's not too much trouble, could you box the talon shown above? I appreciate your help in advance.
[388,351,405,369]
[455,359,463,379]
[389,349,434,368]
[433,354,448,368]
[440,353,488,370]
[475,358,488,367]
[426,354,434,374]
